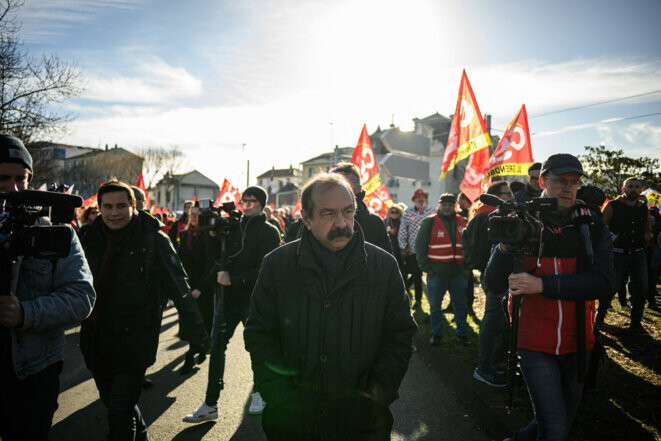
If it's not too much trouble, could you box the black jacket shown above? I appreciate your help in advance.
[223,213,281,299]
[355,200,393,254]
[244,227,417,441]
[179,229,219,293]
[514,184,542,203]
[461,206,497,273]
[80,211,209,373]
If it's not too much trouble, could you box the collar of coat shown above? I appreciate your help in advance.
[295,222,368,285]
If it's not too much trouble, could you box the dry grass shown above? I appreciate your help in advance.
[412,273,660,441]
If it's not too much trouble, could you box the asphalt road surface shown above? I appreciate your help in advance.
[51,307,492,441]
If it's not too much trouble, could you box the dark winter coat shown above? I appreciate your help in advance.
[514,183,542,203]
[80,211,209,373]
[355,200,393,254]
[461,204,497,273]
[222,213,281,301]
[178,229,219,294]
[244,227,417,441]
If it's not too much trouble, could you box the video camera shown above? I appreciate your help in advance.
[196,199,242,235]
[480,193,557,251]
[0,190,83,260]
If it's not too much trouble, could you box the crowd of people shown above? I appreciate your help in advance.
[0,132,659,441]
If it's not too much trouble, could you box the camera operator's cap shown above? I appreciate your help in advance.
[412,188,428,201]
[242,185,267,209]
[541,153,586,177]
[0,134,33,174]
[439,193,457,203]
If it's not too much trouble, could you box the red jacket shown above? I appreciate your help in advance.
[513,254,596,355]
[427,215,466,264]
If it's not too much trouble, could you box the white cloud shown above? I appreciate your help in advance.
[82,60,203,105]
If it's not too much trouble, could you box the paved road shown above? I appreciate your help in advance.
[52,307,492,441]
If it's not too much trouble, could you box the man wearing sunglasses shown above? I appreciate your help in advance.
[184,185,281,423]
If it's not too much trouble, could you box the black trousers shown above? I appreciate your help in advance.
[92,368,148,441]
[405,254,423,303]
[0,359,62,441]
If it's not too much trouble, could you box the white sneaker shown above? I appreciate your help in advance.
[248,392,266,415]
[182,402,218,423]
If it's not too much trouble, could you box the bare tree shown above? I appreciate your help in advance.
[0,0,83,144]
[135,145,184,189]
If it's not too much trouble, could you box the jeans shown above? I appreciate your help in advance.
[478,287,507,371]
[426,272,468,337]
[92,369,148,441]
[597,251,648,325]
[511,349,590,441]
[205,297,250,406]
[406,254,423,303]
[0,360,62,441]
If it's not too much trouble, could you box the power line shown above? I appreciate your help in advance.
[528,89,661,118]
[490,111,661,135]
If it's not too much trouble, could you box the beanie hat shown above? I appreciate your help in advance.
[439,193,457,203]
[242,186,267,209]
[0,134,32,174]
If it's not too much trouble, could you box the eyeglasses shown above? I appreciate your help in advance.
[548,176,582,190]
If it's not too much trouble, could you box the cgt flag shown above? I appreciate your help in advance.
[292,199,302,217]
[136,173,151,210]
[440,70,491,179]
[350,124,393,218]
[486,104,533,180]
[214,178,242,211]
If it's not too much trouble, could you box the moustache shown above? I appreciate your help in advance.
[327,227,353,240]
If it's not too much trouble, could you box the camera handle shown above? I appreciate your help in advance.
[506,249,524,414]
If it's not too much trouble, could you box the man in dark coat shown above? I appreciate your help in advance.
[331,162,393,254]
[244,173,417,441]
[514,162,542,203]
[183,185,281,423]
[81,180,209,441]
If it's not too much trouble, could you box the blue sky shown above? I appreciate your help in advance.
[19,0,661,188]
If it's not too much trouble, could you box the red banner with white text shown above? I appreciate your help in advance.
[214,178,242,211]
[485,104,533,180]
[440,70,491,179]
[350,124,393,218]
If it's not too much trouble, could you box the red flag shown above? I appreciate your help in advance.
[440,70,491,179]
[214,178,242,210]
[83,194,98,208]
[350,124,393,218]
[136,173,151,210]
[600,198,610,211]
[292,199,302,217]
[459,146,490,202]
[269,202,275,211]
[192,195,199,202]
[486,105,533,181]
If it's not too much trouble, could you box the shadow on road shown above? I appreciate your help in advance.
[172,421,216,440]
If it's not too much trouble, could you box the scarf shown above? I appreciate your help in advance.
[86,215,138,328]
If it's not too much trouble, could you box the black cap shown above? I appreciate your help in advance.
[541,153,585,177]
[438,193,457,203]
[242,186,267,210]
[0,134,32,174]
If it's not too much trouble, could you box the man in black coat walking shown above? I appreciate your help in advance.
[81,180,209,441]
[244,173,416,441]
[331,162,393,254]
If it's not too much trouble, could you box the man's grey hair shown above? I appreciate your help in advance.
[301,173,356,217]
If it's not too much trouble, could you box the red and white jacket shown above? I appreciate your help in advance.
[427,214,466,264]
[512,255,596,355]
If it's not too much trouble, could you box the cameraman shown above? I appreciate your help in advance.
[184,186,281,423]
[485,154,612,441]
[0,134,95,441]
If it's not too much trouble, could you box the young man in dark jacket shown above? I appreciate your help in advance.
[486,154,612,441]
[184,185,281,422]
[463,181,513,387]
[514,162,542,203]
[81,180,209,441]
[244,173,416,441]
[331,162,393,254]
